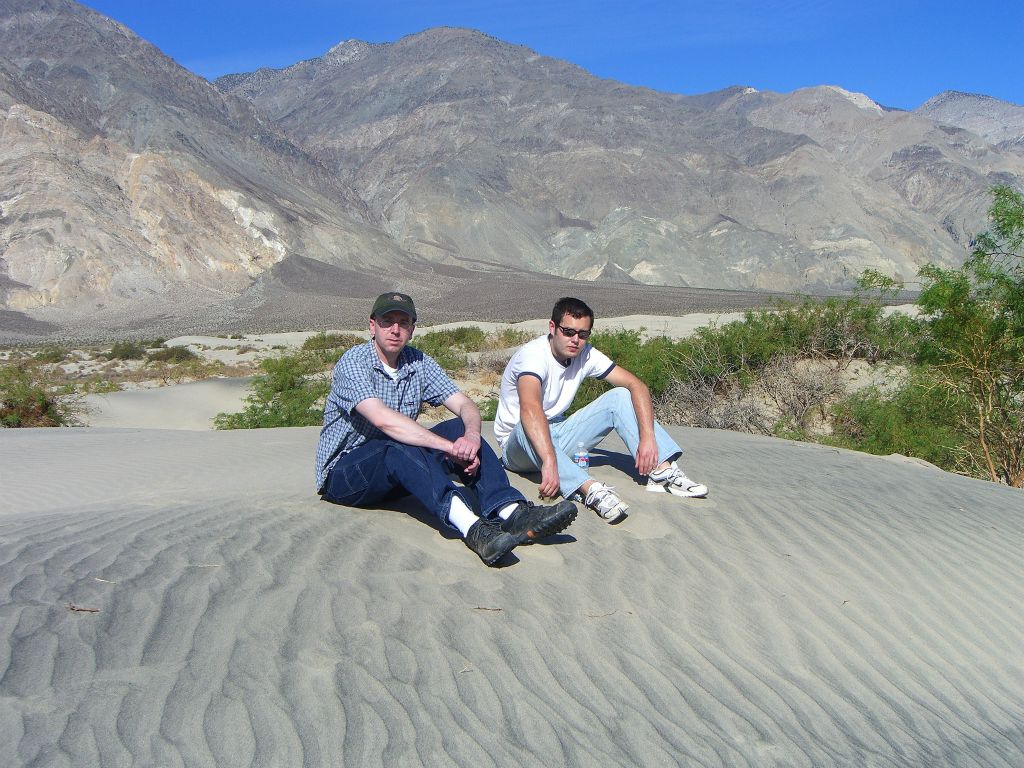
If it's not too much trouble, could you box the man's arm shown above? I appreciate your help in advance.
[355,397,455,453]
[517,375,562,498]
[603,366,660,476]
[442,392,482,474]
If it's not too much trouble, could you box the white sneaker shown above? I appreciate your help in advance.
[646,462,708,498]
[575,482,629,523]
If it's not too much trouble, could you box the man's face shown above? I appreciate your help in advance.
[370,310,415,357]
[548,312,593,361]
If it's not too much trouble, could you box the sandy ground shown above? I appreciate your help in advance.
[10,305,1020,767]
[82,377,254,430]
[2,423,1022,766]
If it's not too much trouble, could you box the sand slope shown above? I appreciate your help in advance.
[82,377,254,431]
[1,425,1023,767]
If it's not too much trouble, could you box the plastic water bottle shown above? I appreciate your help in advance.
[573,442,590,470]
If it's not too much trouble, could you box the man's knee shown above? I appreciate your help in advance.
[431,417,466,439]
[603,387,634,411]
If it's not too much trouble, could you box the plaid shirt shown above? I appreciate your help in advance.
[315,340,459,490]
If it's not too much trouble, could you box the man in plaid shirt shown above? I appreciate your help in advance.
[317,292,577,566]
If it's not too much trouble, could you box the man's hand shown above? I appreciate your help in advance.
[538,457,561,499]
[448,433,480,464]
[447,433,481,476]
[635,435,660,476]
[451,453,481,476]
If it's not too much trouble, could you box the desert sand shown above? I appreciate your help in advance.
[3,424,1023,767]
[3,308,1023,767]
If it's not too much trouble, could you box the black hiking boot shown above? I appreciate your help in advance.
[500,499,578,542]
[464,517,526,566]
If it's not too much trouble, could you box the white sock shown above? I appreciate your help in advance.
[497,502,519,520]
[448,495,480,537]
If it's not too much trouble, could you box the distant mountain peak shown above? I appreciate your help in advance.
[921,90,1010,108]
[323,39,375,66]
[916,90,1024,148]
[820,85,883,113]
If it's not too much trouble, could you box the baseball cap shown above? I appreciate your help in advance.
[371,292,417,320]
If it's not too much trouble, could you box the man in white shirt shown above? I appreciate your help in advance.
[494,297,707,523]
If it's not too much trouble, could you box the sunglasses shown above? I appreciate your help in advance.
[376,317,414,330]
[556,324,592,340]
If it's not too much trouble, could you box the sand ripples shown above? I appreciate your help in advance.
[2,427,1023,766]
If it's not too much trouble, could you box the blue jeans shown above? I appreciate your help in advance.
[320,418,525,530]
[501,387,682,499]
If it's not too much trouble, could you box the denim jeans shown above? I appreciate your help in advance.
[500,387,682,499]
[320,418,525,530]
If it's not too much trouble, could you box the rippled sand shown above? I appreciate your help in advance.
[2,423,1022,766]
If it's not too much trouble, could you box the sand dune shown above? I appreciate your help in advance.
[2,423,1022,767]
[82,377,253,431]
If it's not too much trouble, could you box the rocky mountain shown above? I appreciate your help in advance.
[2,4,1023,338]
[0,0,421,336]
[916,91,1024,153]
[216,28,1024,294]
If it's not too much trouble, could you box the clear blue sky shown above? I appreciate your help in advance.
[81,0,1022,110]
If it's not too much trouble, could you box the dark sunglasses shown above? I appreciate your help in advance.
[556,324,592,340]
[376,317,414,329]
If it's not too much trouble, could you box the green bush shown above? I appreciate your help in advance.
[301,332,365,352]
[425,326,488,351]
[478,397,498,421]
[109,341,146,360]
[908,185,1024,485]
[827,368,967,469]
[214,354,328,429]
[301,333,366,369]
[491,328,533,348]
[413,330,470,373]
[568,329,680,414]
[0,365,81,427]
[34,347,69,363]
[146,346,198,363]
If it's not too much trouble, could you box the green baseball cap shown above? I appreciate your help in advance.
[371,291,417,320]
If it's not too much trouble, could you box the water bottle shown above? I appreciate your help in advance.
[573,442,590,470]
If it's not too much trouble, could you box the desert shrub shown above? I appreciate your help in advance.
[490,328,533,348]
[80,378,122,394]
[478,397,498,421]
[756,356,845,437]
[908,185,1024,485]
[568,329,679,414]
[414,330,470,373]
[472,349,513,377]
[301,333,365,368]
[827,368,967,471]
[301,332,365,352]
[0,365,82,427]
[444,326,488,350]
[146,346,198,363]
[109,341,146,360]
[214,353,328,429]
[34,346,69,363]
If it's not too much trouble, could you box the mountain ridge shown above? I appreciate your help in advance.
[1,5,1023,338]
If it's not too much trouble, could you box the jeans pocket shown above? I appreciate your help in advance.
[323,460,368,506]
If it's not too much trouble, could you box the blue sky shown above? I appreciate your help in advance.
[81,0,1022,110]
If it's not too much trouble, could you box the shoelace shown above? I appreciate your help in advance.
[587,484,617,504]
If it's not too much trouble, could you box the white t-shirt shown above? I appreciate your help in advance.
[493,334,615,446]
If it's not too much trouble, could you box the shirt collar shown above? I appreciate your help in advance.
[368,340,414,378]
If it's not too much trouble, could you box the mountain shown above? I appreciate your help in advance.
[2,6,1023,338]
[0,0,421,335]
[216,28,1024,293]
[916,91,1024,153]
